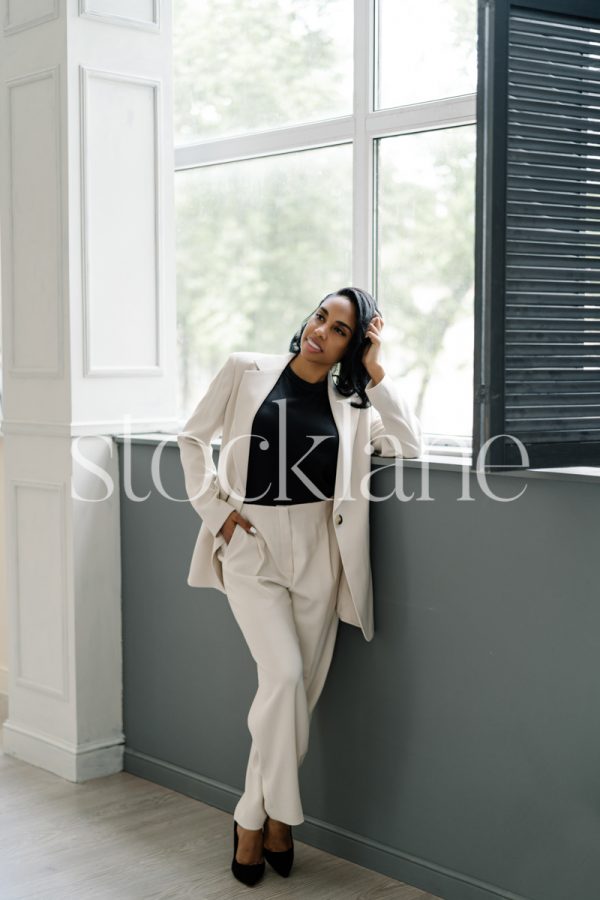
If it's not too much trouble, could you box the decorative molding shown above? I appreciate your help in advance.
[0,418,180,436]
[6,67,65,378]
[2,718,124,781]
[78,0,160,33]
[4,0,59,36]
[125,745,508,900]
[11,481,69,701]
[79,66,163,377]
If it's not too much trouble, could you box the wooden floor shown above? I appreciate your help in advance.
[0,695,442,899]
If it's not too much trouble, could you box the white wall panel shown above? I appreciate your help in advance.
[81,67,161,375]
[12,481,68,699]
[7,68,63,376]
[4,0,58,35]
[79,0,159,31]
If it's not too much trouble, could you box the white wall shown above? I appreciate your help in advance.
[0,435,7,695]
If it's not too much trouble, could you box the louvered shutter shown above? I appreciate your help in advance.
[473,0,600,471]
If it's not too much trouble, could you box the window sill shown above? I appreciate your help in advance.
[382,453,600,485]
[114,432,600,486]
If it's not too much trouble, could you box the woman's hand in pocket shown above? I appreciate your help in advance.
[218,511,257,544]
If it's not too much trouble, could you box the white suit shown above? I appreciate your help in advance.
[177,350,423,643]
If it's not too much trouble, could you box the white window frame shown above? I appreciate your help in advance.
[173,0,477,453]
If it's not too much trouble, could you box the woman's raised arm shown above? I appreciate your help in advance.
[365,372,423,459]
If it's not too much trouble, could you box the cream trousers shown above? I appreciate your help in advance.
[217,498,342,829]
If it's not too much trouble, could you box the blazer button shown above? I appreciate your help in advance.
[335,513,343,525]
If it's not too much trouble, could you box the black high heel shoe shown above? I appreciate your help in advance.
[231,819,265,886]
[262,818,294,878]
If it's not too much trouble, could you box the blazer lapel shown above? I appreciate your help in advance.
[229,352,295,498]
[228,351,358,512]
[327,370,358,512]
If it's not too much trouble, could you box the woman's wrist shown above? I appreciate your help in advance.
[365,364,385,387]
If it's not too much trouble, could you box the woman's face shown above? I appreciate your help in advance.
[300,296,357,367]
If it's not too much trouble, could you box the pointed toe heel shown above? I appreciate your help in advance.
[231,819,265,886]
[263,824,294,878]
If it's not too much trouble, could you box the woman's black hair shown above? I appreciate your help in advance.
[288,286,383,409]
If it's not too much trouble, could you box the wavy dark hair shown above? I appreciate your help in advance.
[288,286,383,409]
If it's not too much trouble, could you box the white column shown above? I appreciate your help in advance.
[0,0,176,780]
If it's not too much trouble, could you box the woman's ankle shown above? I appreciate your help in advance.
[237,822,264,835]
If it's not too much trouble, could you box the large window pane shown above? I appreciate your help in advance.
[176,145,352,418]
[376,126,476,441]
[173,0,353,144]
[376,0,477,110]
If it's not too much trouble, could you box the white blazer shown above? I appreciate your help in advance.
[177,350,423,642]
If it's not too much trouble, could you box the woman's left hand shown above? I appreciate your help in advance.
[362,314,385,373]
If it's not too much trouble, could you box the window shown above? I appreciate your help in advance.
[174,0,477,452]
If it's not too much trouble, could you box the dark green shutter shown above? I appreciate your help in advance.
[473,0,600,471]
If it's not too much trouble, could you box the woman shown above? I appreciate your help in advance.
[177,287,423,886]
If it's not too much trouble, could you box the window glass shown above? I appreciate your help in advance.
[173,0,353,143]
[376,0,477,110]
[176,145,353,418]
[376,125,476,441]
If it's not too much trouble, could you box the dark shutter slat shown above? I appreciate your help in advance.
[508,241,600,255]
[507,176,600,195]
[508,40,600,72]
[508,188,600,207]
[506,369,600,383]
[509,72,600,99]
[507,394,600,406]
[508,152,600,177]
[509,159,600,180]
[508,230,600,247]
[509,85,600,112]
[506,381,600,390]
[507,405,600,418]
[508,135,600,155]
[508,211,600,227]
[507,319,600,330]
[509,91,600,121]
[507,122,600,149]
[507,291,600,315]
[507,55,600,87]
[506,256,600,270]
[506,428,600,442]
[508,109,600,130]
[503,426,600,441]
[505,342,600,350]
[503,441,600,462]
[507,378,600,386]
[506,306,600,319]
[506,278,600,291]
[508,389,600,400]
[506,328,600,338]
[506,356,600,366]
[508,95,600,124]
[511,13,598,44]
[509,30,600,58]
[508,398,600,407]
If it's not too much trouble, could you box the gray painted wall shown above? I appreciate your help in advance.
[117,437,600,900]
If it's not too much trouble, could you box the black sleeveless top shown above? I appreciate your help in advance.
[243,360,340,504]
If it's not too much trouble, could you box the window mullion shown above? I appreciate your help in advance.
[366,94,477,139]
[174,117,354,171]
[352,0,375,293]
